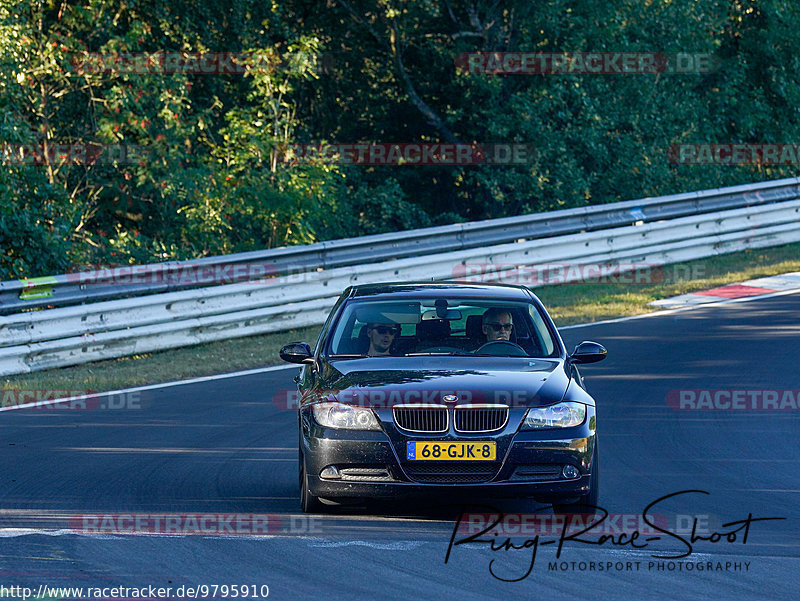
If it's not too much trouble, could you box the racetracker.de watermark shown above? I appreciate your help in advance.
[65,261,281,287]
[452,262,665,286]
[456,52,718,75]
[67,51,276,75]
[69,513,321,535]
[669,143,800,164]
[458,512,670,536]
[273,388,566,410]
[281,143,535,165]
[0,143,147,166]
[667,389,800,411]
[457,511,728,539]
[0,389,144,411]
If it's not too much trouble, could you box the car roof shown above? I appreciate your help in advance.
[348,281,535,301]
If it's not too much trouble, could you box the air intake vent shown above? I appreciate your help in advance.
[453,405,509,432]
[393,404,448,433]
[402,461,500,483]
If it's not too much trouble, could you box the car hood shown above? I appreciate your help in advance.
[312,356,570,408]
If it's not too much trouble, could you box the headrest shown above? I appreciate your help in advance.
[466,314,484,342]
[416,319,451,341]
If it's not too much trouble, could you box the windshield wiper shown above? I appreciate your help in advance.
[329,354,367,359]
[405,352,471,356]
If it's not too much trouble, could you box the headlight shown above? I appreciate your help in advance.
[312,402,381,430]
[522,402,586,429]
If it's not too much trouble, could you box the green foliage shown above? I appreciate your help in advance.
[1,0,800,279]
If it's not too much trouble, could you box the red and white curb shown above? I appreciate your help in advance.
[649,271,800,309]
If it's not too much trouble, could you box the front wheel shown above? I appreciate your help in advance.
[299,452,325,513]
[552,446,599,514]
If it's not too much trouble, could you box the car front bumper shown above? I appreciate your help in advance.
[301,407,597,502]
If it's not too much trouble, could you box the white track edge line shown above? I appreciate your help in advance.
[0,363,296,412]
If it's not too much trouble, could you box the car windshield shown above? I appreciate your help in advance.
[327,297,557,358]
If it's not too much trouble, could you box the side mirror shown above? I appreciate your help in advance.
[280,342,314,364]
[569,341,607,364]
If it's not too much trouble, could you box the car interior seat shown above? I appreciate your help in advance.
[465,314,486,347]
[415,319,451,349]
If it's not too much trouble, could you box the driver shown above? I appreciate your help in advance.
[482,308,513,342]
[366,321,400,356]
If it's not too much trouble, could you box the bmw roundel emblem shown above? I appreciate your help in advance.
[442,394,458,403]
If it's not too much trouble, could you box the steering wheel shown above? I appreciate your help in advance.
[475,340,528,357]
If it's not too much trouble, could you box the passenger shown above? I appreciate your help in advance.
[366,322,400,356]
[482,308,513,342]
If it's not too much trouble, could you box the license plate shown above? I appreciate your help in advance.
[406,441,496,461]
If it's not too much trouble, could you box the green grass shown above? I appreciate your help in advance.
[0,324,322,397]
[536,243,800,325]
[3,242,799,395]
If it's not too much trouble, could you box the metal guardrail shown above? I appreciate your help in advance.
[2,177,799,315]
[1,177,799,376]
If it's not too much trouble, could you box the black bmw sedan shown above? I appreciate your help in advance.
[280,282,606,513]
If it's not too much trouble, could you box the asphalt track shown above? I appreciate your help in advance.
[1,292,798,600]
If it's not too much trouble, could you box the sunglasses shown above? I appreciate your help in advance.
[487,322,513,331]
[372,325,399,335]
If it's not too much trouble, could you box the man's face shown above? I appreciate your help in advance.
[483,312,513,341]
[367,323,398,355]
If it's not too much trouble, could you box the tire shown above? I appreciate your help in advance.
[299,451,325,514]
[552,445,599,515]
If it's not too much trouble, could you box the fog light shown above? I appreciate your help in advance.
[562,465,580,479]
[320,466,341,479]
